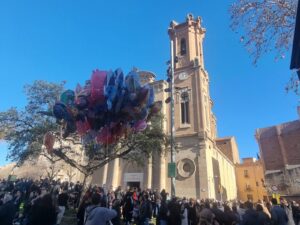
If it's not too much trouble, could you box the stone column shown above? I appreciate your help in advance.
[102,163,108,186]
[111,158,120,190]
[160,154,166,190]
[147,156,152,189]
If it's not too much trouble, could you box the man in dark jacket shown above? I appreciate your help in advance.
[168,197,181,225]
[139,194,152,225]
[57,188,69,225]
[211,202,228,225]
[0,193,16,225]
[122,190,134,225]
[256,204,271,225]
[271,198,288,225]
[241,201,260,225]
[156,198,168,225]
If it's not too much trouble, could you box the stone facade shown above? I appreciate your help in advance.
[90,15,238,200]
[256,117,300,197]
[235,158,268,202]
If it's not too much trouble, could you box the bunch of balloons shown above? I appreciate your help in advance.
[44,68,161,153]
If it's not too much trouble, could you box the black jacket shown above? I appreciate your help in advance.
[0,200,16,225]
[241,209,260,225]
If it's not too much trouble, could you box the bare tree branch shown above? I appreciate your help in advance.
[230,0,297,63]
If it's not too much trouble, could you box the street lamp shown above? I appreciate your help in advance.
[169,40,176,197]
[165,41,186,197]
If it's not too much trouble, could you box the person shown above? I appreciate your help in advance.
[232,202,241,225]
[156,198,168,225]
[77,191,92,225]
[188,198,201,225]
[181,198,189,225]
[281,199,295,225]
[256,203,271,225]
[123,189,134,225]
[224,204,239,225]
[0,192,16,225]
[139,194,152,225]
[27,193,57,225]
[211,202,227,225]
[291,201,300,225]
[110,197,122,225]
[56,187,69,225]
[168,197,181,225]
[241,201,260,225]
[84,192,117,225]
[199,201,215,225]
[271,198,288,225]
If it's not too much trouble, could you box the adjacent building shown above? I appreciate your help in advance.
[256,112,300,198]
[235,158,268,202]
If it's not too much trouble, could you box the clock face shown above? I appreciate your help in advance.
[178,72,188,80]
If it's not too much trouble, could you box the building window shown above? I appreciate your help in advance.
[180,38,187,55]
[247,194,253,201]
[181,91,190,124]
[245,184,252,191]
[244,170,248,177]
[256,181,259,187]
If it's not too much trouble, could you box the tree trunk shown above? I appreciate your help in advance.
[78,172,90,206]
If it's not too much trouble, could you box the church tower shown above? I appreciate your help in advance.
[168,14,217,141]
[163,14,236,199]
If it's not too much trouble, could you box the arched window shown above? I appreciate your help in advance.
[180,38,187,55]
[181,91,190,124]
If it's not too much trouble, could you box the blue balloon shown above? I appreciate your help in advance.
[52,68,160,144]
[115,68,124,90]
[53,102,68,120]
[125,71,140,94]
[105,70,118,110]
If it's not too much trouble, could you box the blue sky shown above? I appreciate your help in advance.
[0,0,298,166]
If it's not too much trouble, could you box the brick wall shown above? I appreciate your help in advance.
[257,120,300,171]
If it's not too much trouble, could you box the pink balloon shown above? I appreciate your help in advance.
[90,70,106,104]
[43,132,55,154]
[76,120,91,135]
[96,127,115,145]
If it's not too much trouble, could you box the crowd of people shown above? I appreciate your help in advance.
[1,177,300,225]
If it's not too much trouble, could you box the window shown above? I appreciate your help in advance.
[256,181,259,187]
[247,194,253,201]
[244,170,248,177]
[180,38,187,55]
[246,184,251,191]
[181,91,190,124]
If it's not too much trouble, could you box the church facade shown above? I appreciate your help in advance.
[90,15,238,200]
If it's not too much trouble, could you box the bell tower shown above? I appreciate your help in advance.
[168,13,217,140]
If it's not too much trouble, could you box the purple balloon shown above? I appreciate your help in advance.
[133,120,147,132]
